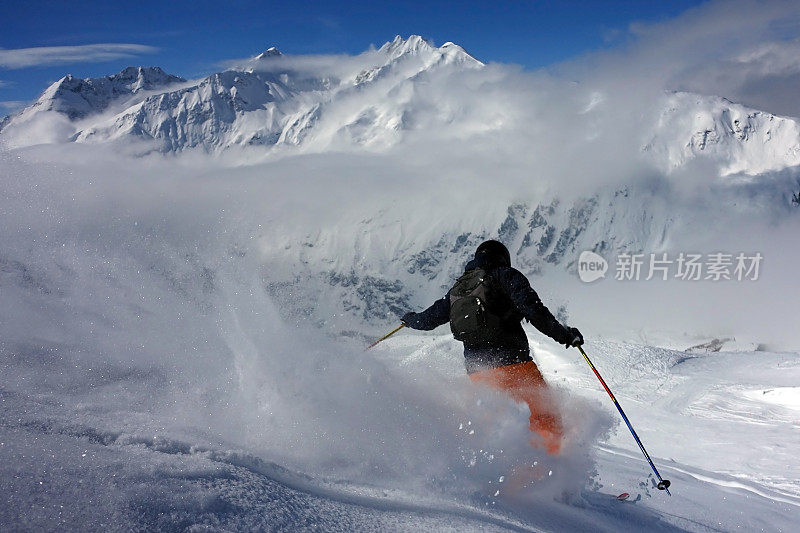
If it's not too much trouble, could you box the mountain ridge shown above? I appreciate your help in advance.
[3,36,800,180]
[0,36,483,152]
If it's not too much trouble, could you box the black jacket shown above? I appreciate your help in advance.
[403,255,572,372]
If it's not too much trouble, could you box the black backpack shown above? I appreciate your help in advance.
[449,268,505,345]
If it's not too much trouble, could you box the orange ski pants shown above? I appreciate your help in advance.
[469,360,563,455]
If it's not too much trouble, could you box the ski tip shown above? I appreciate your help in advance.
[616,492,630,501]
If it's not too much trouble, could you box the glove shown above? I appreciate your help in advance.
[564,326,584,348]
[401,312,416,327]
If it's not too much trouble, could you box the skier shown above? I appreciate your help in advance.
[401,240,583,455]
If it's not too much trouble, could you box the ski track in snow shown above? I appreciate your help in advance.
[0,385,533,532]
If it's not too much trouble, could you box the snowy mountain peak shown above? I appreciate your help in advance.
[1,36,489,150]
[113,66,185,92]
[256,47,283,59]
[377,35,482,68]
[28,66,185,121]
[379,35,436,60]
[437,41,480,65]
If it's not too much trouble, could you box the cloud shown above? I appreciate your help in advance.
[0,101,25,111]
[222,49,387,81]
[0,43,158,69]
[317,17,341,30]
[557,0,800,116]
[677,38,800,117]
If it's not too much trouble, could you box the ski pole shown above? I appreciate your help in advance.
[366,324,405,350]
[577,345,672,496]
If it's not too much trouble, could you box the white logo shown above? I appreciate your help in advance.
[578,251,608,282]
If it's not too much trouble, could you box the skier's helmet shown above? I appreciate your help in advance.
[475,240,511,268]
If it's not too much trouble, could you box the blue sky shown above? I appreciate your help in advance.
[1,0,705,111]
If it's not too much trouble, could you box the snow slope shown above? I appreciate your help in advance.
[645,92,800,176]
[3,315,798,531]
